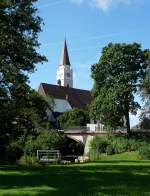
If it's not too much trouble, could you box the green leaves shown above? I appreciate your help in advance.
[0,0,48,158]
[90,43,149,133]
[24,130,64,156]
[59,108,90,129]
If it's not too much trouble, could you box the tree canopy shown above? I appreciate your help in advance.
[140,117,150,130]
[59,108,90,129]
[90,43,149,133]
[140,50,150,120]
[0,0,49,158]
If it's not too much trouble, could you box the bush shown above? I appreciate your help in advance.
[18,155,39,167]
[90,136,109,153]
[138,144,150,160]
[89,148,101,161]
[111,136,129,153]
[127,138,139,151]
[106,145,114,155]
[24,129,64,156]
[106,135,143,154]
[89,135,150,160]
[5,137,25,161]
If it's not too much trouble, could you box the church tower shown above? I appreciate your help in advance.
[56,38,73,88]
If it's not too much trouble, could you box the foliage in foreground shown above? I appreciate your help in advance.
[0,0,56,159]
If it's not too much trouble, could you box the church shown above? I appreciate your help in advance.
[38,39,92,120]
[37,40,104,157]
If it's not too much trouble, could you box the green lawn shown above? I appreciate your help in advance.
[0,152,150,196]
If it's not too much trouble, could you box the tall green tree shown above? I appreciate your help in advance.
[141,51,150,120]
[0,0,47,156]
[90,43,149,134]
[59,108,90,129]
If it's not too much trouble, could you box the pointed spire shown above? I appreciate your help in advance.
[60,38,71,66]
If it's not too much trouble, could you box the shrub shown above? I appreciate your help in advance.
[127,138,139,151]
[107,135,141,153]
[106,145,114,155]
[89,148,101,161]
[24,130,64,156]
[104,135,127,154]
[90,134,150,161]
[90,136,109,153]
[18,155,39,167]
[6,137,25,161]
[138,144,150,160]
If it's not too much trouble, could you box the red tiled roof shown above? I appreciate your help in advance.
[38,83,92,110]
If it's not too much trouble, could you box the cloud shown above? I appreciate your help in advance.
[71,0,84,5]
[39,0,66,8]
[71,0,149,12]
[91,0,138,12]
[92,0,113,12]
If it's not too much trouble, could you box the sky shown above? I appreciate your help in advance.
[29,0,150,126]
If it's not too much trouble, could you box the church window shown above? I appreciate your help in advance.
[57,79,61,86]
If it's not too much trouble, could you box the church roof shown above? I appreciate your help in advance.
[60,39,71,66]
[38,83,92,110]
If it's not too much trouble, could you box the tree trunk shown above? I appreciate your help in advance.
[125,112,130,135]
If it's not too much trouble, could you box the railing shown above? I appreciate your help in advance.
[64,126,87,131]
[131,128,150,133]
[63,125,128,134]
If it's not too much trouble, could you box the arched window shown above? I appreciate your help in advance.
[57,79,61,86]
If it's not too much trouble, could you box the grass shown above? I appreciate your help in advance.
[0,152,150,196]
[97,151,139,161]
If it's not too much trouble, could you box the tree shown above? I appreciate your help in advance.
[141,51,150,120]
[90,43,149,134]
[59,108,90,129]
[140,117,150,130]
[0,0,47,157]
[24,129,65,157]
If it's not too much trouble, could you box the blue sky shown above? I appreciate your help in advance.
[29,0,150,126]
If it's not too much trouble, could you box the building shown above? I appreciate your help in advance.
[56,39,73,88]
[38,38,92,120]
[37,39,119,158]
